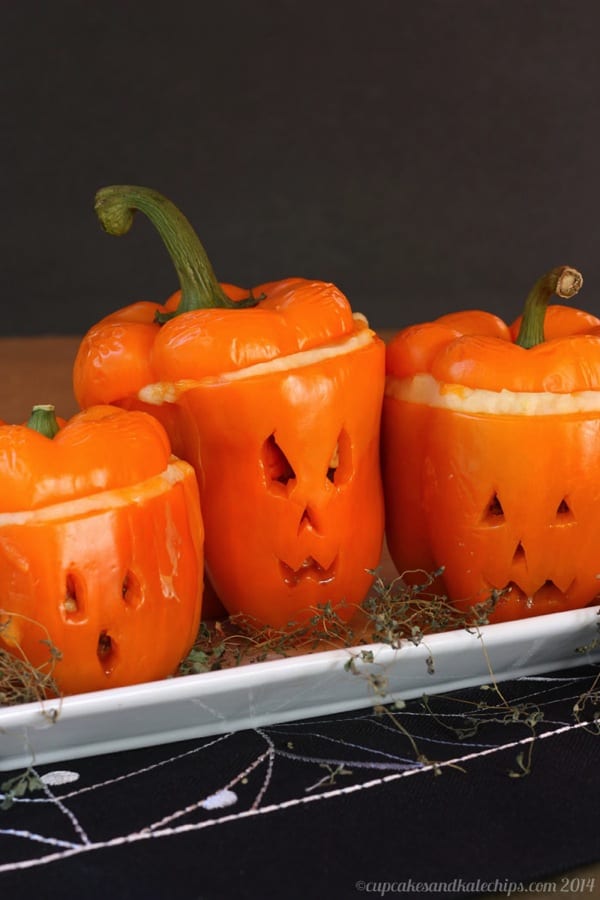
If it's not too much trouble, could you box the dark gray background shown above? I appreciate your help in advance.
[2,0,600,335]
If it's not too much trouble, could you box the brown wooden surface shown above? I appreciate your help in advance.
[0,336,81,423]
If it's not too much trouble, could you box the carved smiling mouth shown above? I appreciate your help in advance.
[279,555,337,586]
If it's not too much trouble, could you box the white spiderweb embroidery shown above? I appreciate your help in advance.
[0,669,597,874]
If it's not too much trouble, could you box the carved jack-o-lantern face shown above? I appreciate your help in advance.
[423,407,600,621]
[383,390,600,623]
[0,406,204,696]
[261,426,353,586]
[162,337,385,627]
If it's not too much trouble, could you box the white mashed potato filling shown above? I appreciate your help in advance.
[386,373,600,416]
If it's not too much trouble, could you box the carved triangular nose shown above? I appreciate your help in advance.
[512,542,526,565]
[297,506,320,535]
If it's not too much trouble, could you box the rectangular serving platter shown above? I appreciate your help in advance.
[1,603,599,771]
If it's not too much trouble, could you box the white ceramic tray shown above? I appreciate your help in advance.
[1,604,599,771]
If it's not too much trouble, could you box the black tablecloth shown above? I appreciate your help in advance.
[1,664,599,899]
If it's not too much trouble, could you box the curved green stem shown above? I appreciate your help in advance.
[27,405,60,439]
[94,185,259,322]
[515,266,583,349]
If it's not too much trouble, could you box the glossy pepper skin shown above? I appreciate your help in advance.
[0,405,204,695]
[382,267,600,623]
[73,186,385,628]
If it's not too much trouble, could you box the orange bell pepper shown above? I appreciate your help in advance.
[0,404,203,695]
[73,186,385,629]
[382,266,600,623]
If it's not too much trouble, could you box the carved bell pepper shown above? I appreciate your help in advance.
[382,266,600,623]
[0,404,203,695]
[73,186,385,628]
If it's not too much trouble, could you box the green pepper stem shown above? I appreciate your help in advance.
[515,266,583,349]
[27,405,60,438]
[94,185,258,321]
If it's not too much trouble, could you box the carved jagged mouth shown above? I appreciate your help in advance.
[279,556,337,587]
[502,579,572,610]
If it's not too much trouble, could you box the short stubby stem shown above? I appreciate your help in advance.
[515,266,583,349]
[94,185,259,322]
[27,404,60,438]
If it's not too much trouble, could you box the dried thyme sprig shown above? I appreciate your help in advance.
[0,612,62,707]
[178,569,502,676]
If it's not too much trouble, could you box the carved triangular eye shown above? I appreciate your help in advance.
[326,444,339,483]
[326,428,352,486]
[262,434,295,487]
[556,498,574,521]
[483,493,505,522]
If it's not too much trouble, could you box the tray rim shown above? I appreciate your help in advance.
[1,603,599,771]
